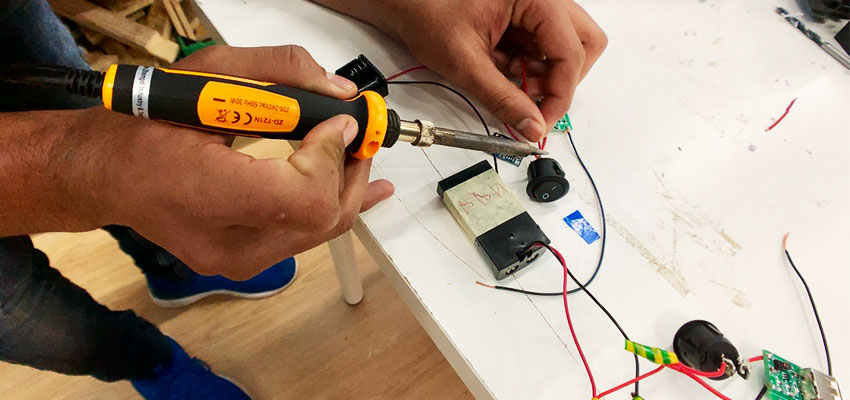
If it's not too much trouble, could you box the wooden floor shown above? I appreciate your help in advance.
[0,139,471,400]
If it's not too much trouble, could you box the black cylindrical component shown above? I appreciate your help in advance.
[382,109,401,148]
[335,54,388,97]
[673,320,739,380]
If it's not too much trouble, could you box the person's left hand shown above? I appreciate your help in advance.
[315,0,607,142]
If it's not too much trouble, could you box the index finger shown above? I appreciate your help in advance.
[514,0,586,126]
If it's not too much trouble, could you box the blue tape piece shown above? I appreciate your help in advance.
[564,210,600,244]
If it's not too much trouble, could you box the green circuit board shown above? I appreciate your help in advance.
[764,350,804,400]
[552,113,572,132]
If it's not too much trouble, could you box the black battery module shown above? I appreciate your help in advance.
[437,160,550,280]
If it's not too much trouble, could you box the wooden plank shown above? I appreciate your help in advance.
[169,0,195,40]
[95,0,153,15]
[144,0,171,37]
[82,51,120,71]
[80,26,104,45]
[115,0,153,15]
[194,22,210,41]
[161,0,187,38]
[126,9,146,21]
[48,0,178,62]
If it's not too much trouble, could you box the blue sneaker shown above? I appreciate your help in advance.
[132,337,250,400]
[146,257,298,308]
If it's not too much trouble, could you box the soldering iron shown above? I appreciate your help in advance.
[1,63,545,159]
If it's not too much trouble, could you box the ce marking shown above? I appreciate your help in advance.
[230,111,252,125]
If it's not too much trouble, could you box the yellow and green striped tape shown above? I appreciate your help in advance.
[625,340,679,365]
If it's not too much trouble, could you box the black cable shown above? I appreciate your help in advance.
[386,80,499,173]
[785,246,832,375]
[754,385,767,400]
[535,242,641,396]
[489,131,606,295]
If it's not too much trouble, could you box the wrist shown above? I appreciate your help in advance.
[52,108,115,230]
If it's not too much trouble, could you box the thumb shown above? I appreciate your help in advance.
[288,114,358,184]
[452,47,546,141]
[191,115,358,233]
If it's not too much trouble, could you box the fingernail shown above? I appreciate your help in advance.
[327,71,357,92]
[516,117,544,139]
[342,118,359,145]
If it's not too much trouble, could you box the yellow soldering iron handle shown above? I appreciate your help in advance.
[100,64,389,160]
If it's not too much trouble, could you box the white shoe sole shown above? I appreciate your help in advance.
[149,262,298,309]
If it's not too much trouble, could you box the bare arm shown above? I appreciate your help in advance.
[0,110,105,235]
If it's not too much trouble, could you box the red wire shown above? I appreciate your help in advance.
[517,61,547,159]
[764,97,798,132]
[673,362,727,378]
[503,123,522,141]
[597,363,727,398]
[749,355,764,363]
[386,65,427,81]
[668,366,733,400]
[597,365,665,398]
[532,244,597,397]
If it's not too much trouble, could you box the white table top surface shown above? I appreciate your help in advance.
[197,0,850,398]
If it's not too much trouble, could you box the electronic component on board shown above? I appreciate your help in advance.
[437,160,549,280]
[763,350,843,400]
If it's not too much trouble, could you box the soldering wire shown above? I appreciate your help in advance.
[387,80,499,173]
[783,232,832,375]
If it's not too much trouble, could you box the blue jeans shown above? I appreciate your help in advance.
[0,0,176,381]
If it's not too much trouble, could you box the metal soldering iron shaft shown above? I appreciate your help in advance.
[433,126,548,157]
[397,119,547,157]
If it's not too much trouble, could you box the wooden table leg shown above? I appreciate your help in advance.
[328,231,363,305]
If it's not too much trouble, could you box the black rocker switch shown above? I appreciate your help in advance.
[526,158,569,202]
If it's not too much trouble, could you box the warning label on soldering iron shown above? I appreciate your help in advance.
[197,82,301,132]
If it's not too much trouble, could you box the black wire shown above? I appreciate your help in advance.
[386,80,499,173]
[754,385,767,400]
[785,248,832,375]
[490,131,606,295]
[535,242,641,396]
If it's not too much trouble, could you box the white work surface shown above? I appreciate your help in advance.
[197,0,850,398]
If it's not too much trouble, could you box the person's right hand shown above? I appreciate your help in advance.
[57,45,394,280]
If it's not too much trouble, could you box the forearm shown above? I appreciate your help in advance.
[310,0,418,39]
[0,110,103,236]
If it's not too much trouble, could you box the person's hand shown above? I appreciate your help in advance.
[393,0,606,141]
[57,45,394,280]
[315,0,606,141]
